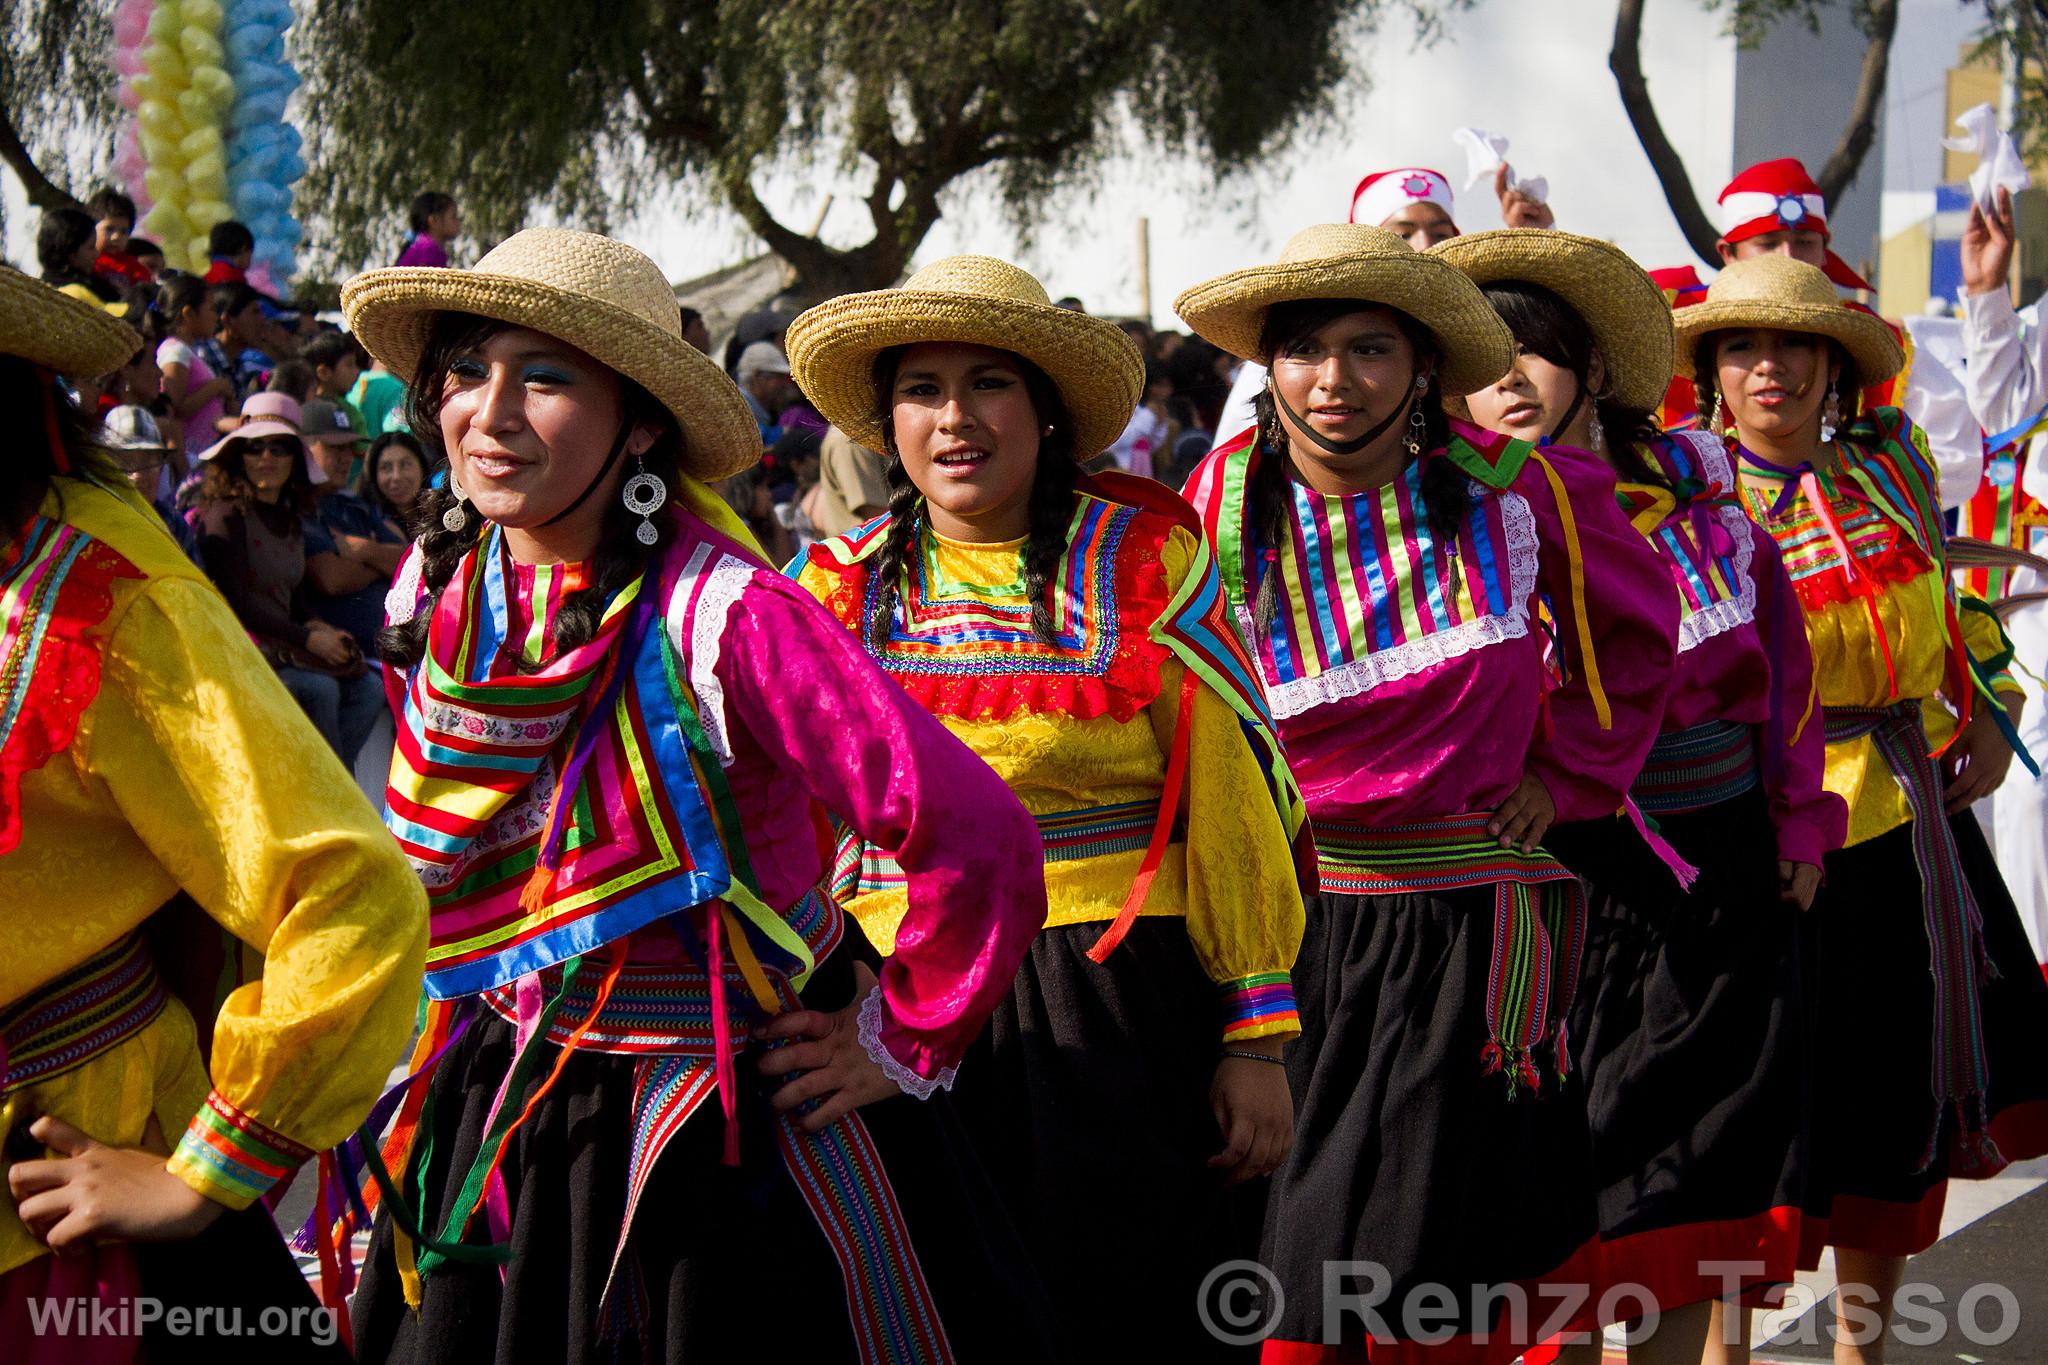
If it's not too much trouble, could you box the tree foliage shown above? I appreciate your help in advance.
[295,0,1462,296]
[0,0,116,232]
[1973,2,2048,164]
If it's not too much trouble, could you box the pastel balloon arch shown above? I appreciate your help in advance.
[112,0,305,294]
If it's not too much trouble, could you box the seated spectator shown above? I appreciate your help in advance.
[39,206,120,304]
[769,426,823,555]
[1159,395,1212,490]
[197,281,270,405]
[350,356,409,434]
[734,339,795,438]
[359,429,429,530]
[1105,362,1173,477]
[193,396,383,762]
[265,357,316,403]
[301,330,368,434]
[395,191,460,267]
[126,235,165,281]
[89,187,153,290]
[204,220,256,285]
[678,304,712,354]
[713,463,793,566]
[301,403,407,656]
[722,309,789,382]
[152,275,236,457]
[810,424,891,537]
[102,404,200,563]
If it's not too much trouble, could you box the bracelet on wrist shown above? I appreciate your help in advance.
[1219,1047,1286,1066]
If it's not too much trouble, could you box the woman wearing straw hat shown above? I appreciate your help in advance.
[0,268,424,1362]
[784,254,1308,1360]
[1174,224,1678,1361]
[1441,230,1847,1362]
[337,229,1055,1365]
[1678,253,2048,1357]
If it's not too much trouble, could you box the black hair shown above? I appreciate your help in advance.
[87,187,136,225]
[127,236,163,260]
[151,274,211,344]
[37,207,116,300]
[358,429,430,521]
[266,358,316,402]
[678,304,703,331]
[378,311,686,670]
[0,357,119,545]
[208,280,262,327]
[300,330,361,374]
[408,191,456,234]
[208,220,255,258]
[862,344,1079,651]
[1242,297,1463,635]
[1480,279,1663,484]
[1690,332,1862,436]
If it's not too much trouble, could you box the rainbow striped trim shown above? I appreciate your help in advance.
[1220,971,1298,1040]
[1314,813,1585,1096]
[170,1089,316,1208]
[1632,719,1760,815]
[834,799,1161,899]
[0,932,167,1097]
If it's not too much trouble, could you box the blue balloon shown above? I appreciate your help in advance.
[232,91,288,126]
[225,25,276,63]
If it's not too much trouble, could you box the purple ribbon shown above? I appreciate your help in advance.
[1733,445,1814,519]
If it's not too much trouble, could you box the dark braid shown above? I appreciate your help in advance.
[1241,299,1463,635]
[378,311,682,670]
[862,343,1080,651]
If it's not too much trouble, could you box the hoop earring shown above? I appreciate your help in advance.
[622,453,669,546]
[1820,383,1840,444]
[1405,401,1428,456]
[442,480,471,532]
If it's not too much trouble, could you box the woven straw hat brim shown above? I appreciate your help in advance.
[340,267,762,482]
[0,268,142,379]
[1430,230,1676,411]
[784,290,1144,459]
[1671,296,1903,386]
[1173,253,1515,396]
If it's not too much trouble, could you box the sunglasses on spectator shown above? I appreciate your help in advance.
[244,440,300,459]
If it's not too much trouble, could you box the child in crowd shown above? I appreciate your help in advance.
[301,331,367,435]
[204,220,257,285]
[88,187,153,290]
[152,274,238,457]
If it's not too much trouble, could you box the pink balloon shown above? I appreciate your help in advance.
[114,150,148,185]
[115,82,142,111]
[245,263,279,295]
[113,11,149,46]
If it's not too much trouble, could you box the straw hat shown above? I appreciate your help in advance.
[341,228,761,481]
[1671,254,1902,386]
[0,266,142,379]
[1173,224,1515,395]
[1429,229,1675,410]
[783,255,1143,459]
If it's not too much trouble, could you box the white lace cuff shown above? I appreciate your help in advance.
[855,986,957,1101]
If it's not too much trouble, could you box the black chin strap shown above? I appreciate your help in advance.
[1271,370,1420,457]
[1545,380,1589,448]
[537,423,634,529]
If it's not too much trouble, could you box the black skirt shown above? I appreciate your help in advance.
[1545,788,1809,1312]
[1799,812,2048,1259]
[348,941,1061,1365]
[943,918,1266,1363]
[1258,885,1599,1357]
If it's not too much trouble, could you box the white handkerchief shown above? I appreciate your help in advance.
[1941,102,2030,210]
[1452,127,1547,204]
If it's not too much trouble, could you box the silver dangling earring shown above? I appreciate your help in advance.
[1820,383,1840,444]
[621,453,669,546]
[1708,392,1724,437]
[1587,415,1605,454]
[1405,374,1429,455]
[442,480,470,532]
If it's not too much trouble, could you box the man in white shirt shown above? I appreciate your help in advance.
[1957,185,2048,974]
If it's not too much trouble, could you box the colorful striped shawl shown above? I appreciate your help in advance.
[0,514,140,854]
[385,520,778,1000]
[1615,431,1756,654]
[1958,441,2048,600]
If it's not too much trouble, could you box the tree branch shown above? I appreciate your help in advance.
[1814,0,1899,201]
[0,104,81,213]
[1610,0,1721,264]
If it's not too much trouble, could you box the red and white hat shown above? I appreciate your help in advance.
[1716,157,1871,289]
[1350,167,1457,229]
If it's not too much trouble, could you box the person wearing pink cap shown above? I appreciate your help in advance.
[1214,164,1557,448]
[1663,158,1983,503]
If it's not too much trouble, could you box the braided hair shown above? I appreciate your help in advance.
[0,356,120,547]
[862,344,1080,652]
[1690,333,1862,441]
[1480,279,1663,484]
[1242,298,1463,635]
[377,311,686,670]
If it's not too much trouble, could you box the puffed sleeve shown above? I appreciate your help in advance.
[84,578,428,1210]
[714,567,1045,1086]
[1750,520,1848,867]
[1519,448,1681,821]
[1145,529,1304,1042]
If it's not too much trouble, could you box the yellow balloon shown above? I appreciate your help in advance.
[141,203,191,246]
[187,199,233,232]
[153,178,190,212]
[131,72,168,104]
[144,44,188,86]
[143,167,182,205]
[146,4,182,40]
[137,99,180,134]
[179,30,224,67]
[189,64,233,105]
[185,149,227,184]
[182,0,224,30]
[137,129,179,165]
[176,89,219,129]
[178,126,223,161]
[187,236,213,271]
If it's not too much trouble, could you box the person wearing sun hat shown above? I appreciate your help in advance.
[0,270,427,1358]
[784,253,1308,1359]
[1440,229,1847,1359]
[333,228,1055,1363]
[1174,223,1679,1361]
[1680,252,2048,1347]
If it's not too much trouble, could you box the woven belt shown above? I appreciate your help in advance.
[1,932,168,1097]
[832,797,1164,901]
[1314,812,1585,1097]
[1632,718,1761,815]
[1825,700,2000,1168]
